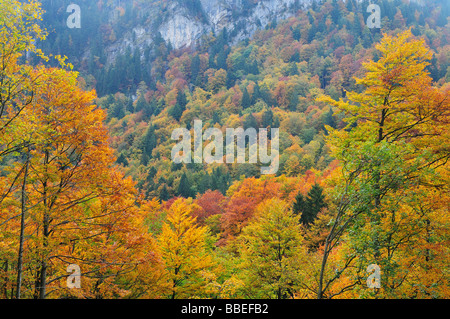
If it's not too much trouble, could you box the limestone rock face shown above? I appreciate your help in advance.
[102,0,311,64]
[159,0,306,49]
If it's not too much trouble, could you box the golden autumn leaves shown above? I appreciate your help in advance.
[0,0,162,299]
[0,67,165,298]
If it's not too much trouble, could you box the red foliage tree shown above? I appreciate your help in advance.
[193,190,227,224]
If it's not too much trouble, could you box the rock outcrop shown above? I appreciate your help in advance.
[103,0,311,64]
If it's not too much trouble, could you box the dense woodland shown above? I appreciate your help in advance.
[0,0,449,299]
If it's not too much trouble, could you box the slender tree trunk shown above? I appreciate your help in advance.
[35,149,50,299]
[425,218,431,264]
[1,260,8,299]
[317,241,329,299]
[372,106,388,260]
[375,106,388,207]
[317,181,357,299]
[317,198,344,299]
[38,212,50,299]
[171,266,180,299]
[15,148,30,299]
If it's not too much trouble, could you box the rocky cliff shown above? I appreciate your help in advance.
[104,0,311,64]
[160,0,308,49]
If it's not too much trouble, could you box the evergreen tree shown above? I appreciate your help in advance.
[260,85,275,106]
[251,83,261,104]
[135,95,148,113]
[159,184,170,201]
[116,153,129,166]
[346,0,354,12]
[190,55,201,82]
[292,192,306,217]
[352,14,362,38]
[286,62,299,76]
[208,52,216,69]
[293,184,327,227]
[169,103,184,122]
[324,107,336,133]
[226,70,237,88]
[210,167,230,195]
[126,97,134,113]
[304,184,326,225]
[241,86,251,109]
[216,47,229,70]
[308,25,317,42]
[287,91,299,111]
[212,111,220,125]
[109,102,125,119]
[177,172,193,198]
[148,166,157,180]
[176,90,188,108]
[210,167,220,192]
[292,26,301,41]
[141,125,157,158]
[273,115,280,128]
[169,90,187,121]
[171,162,183,172]
[262,108,273,128]
[218,174,230,195]
[243,113,258,130]
[141,153,150,166]
[247,60,259,75]
[198,172,211,194]
[331,0,341,25]
[141,98,156,121]
[289,51,300,63]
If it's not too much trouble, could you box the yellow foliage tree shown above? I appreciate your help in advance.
[157,198,215,299]
[237,198,309,299]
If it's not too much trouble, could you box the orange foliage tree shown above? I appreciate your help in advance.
[0,67,163,299]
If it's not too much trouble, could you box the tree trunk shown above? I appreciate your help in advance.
[15,148,30,299]
[317,236,330,299]
[1,260,8,299]
[36,149,50,299]
[38,207,50,299]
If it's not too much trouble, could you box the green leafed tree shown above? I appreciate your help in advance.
[316,29,450,299]
[237,198,308,299]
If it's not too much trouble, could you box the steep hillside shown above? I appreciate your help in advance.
[34,0,449,202]
[38,1,309,61]
[93,0,448,201]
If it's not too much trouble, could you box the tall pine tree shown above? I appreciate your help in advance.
[177,172,193,198]
[292,184,326,227]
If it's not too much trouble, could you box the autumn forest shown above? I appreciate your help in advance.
[0,0,449,300]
